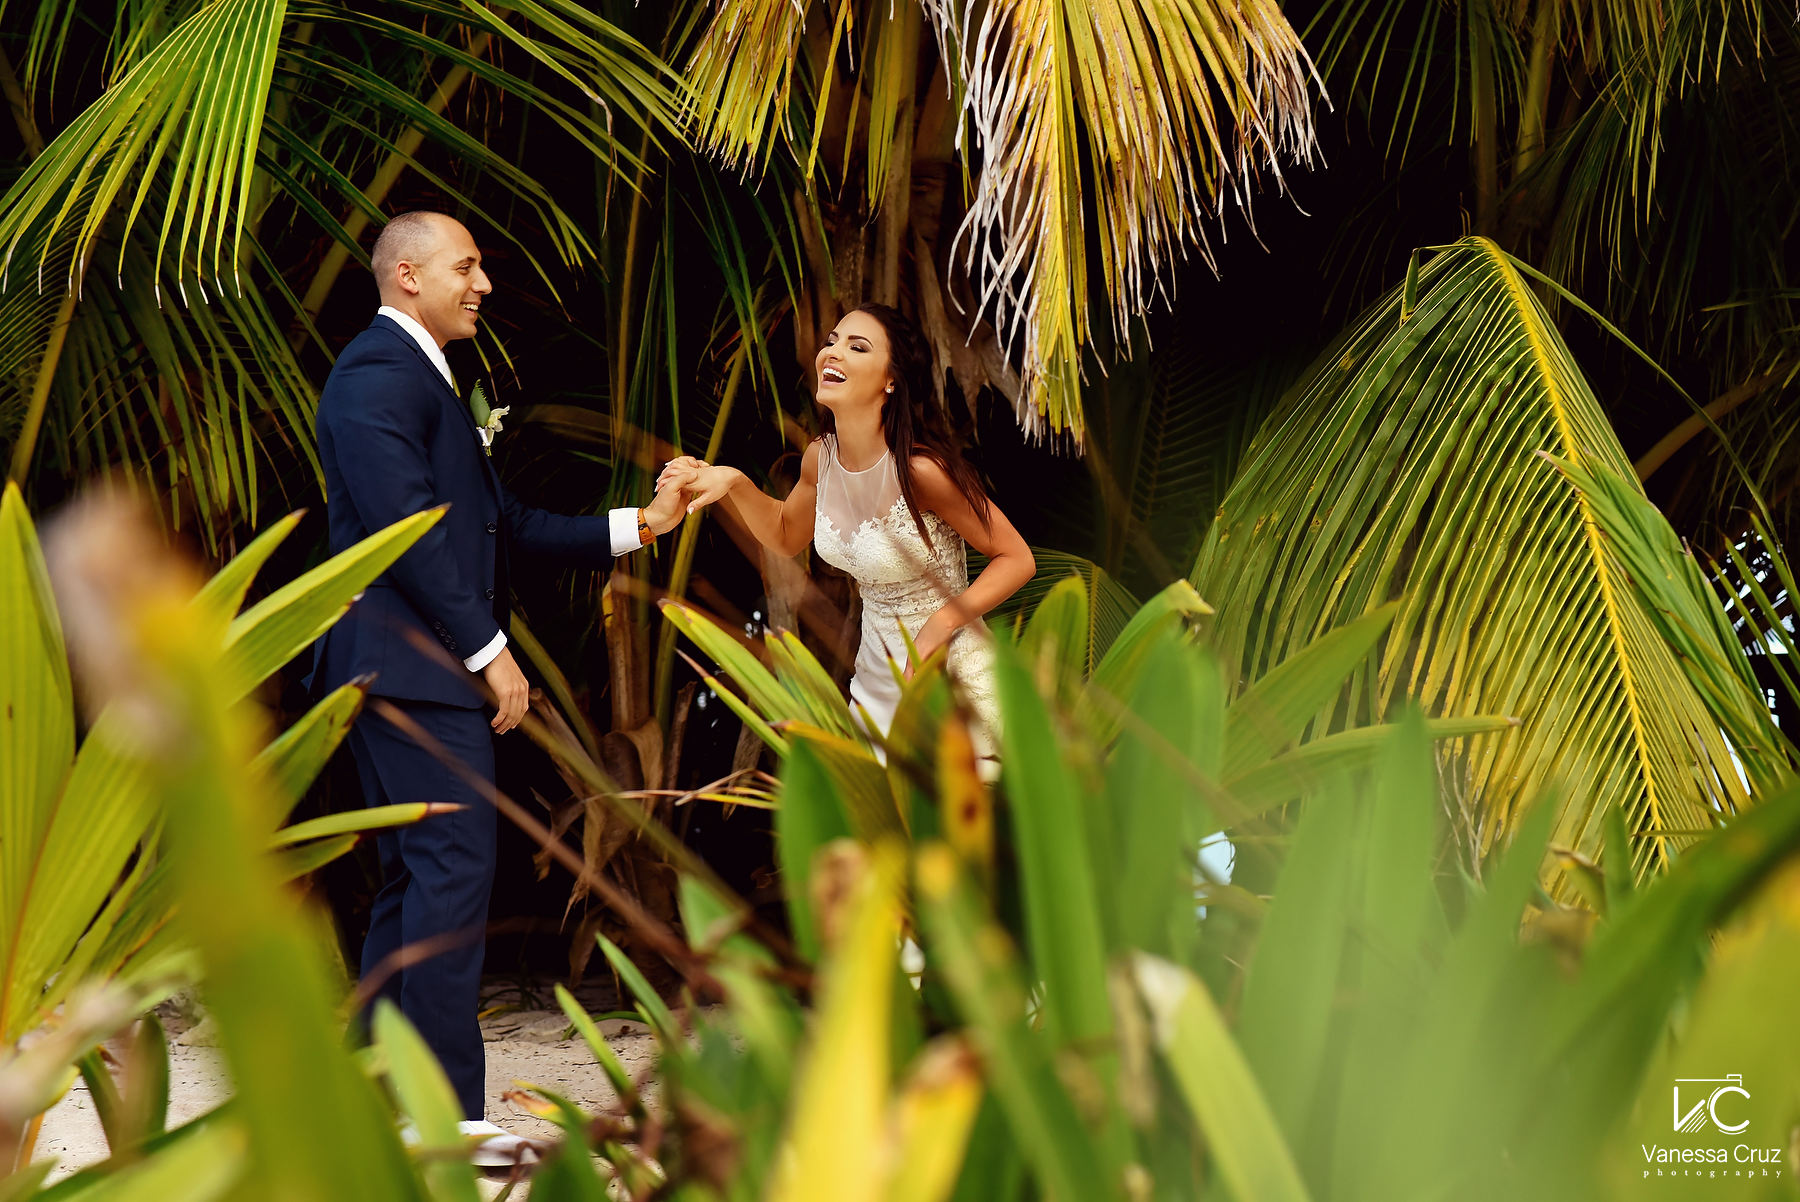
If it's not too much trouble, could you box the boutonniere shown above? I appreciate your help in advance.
[467,382,510,457]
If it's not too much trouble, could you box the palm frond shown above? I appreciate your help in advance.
[281,0,684,276]
[682,0,1322,443]
[0,0,286,298]
[922,0,1323,442]
[1116,345,1298,590]
[1192,237,1749,884]
[987,548,1140,672]
[1530,20,1799,384]
[0,223,316,549]
[1308,0,1524,163]
[682,0,826,175]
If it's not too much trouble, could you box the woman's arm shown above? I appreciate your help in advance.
[908,456,1036,663]
[661,443,820,559]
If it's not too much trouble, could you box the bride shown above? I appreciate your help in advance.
[658,303,1034,757]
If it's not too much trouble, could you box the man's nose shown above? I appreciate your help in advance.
[473,269,492,294]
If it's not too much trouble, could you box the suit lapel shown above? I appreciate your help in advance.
[369,316,501,498]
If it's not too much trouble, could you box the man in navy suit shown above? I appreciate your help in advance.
[311,211,690,1142]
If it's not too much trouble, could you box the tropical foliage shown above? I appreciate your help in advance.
[10,525,1800,1199]
[1193,237,1765,885]
[0,481,442,1170]
[2,0,1798,1189]
[0,0,681,540]
[682,0,1325,441]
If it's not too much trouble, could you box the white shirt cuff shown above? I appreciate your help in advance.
[609,507,643,556]
[463,630,507,672]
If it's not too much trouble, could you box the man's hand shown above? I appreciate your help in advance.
[642,468,700,535]
[483,646,529,733]
[656,455,707,492]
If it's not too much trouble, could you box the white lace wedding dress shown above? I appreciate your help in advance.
[812,434,999,755]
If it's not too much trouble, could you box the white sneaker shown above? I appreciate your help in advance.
[398,1119,543,1168]
[458,1119,543,1169]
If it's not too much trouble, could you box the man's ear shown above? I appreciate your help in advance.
[394,260,423,296]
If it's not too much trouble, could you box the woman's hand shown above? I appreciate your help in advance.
[641,476,693,535]
[682,464,744,514]
[906,611,958,679]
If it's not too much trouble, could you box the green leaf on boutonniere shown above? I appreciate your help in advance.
[467,381,492,427]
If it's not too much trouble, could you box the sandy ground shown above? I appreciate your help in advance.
[31,982,663,1198]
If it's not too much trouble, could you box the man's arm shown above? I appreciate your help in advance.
[500,479,691,560]
[324,358,499,657]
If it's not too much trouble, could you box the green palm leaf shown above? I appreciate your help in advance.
[0,1,685,526]
[0,0,286,296]
[988,549,1139,672]
[1192,237,1747,883]
[0,491,438,1044]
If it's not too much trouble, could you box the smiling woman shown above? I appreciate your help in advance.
[660,303,1035,760]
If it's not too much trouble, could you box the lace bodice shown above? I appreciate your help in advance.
[814,439,970,612]
[811,435,997,747]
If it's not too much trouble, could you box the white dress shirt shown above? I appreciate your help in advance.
[375,306,646,673]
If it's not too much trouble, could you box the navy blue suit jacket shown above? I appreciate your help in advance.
[309,315,617,707]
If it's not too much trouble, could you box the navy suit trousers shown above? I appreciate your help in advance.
[348,700,496,1119]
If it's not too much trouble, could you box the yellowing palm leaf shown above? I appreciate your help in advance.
[1192,237,1746,882]
[683,0,1322,441]
[927,0,1321,440]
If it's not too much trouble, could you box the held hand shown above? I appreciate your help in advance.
[483,646,530,733]
[642,473,696,535]
[656,455,708,493]
[683,464,742,514]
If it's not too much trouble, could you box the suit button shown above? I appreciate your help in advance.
[485,522,497,534]
[483,588,495,600]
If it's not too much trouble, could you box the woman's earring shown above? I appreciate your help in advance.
[885,385,893,394]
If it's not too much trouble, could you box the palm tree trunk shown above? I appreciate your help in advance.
[0,45,44,156]
[1513,0,1557,182]
[1,44,67,484]
[611,128,656,462]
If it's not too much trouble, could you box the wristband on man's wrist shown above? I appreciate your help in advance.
[636,508,654,545]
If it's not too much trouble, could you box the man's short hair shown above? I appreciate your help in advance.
[370,211,451,290]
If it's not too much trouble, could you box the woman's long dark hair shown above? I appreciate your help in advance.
[817,302,992,549]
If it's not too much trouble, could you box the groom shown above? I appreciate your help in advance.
[310,211,689,1132]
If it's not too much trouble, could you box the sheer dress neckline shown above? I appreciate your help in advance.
[835,445,890,474]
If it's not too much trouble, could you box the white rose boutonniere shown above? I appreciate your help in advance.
[467,382,511,457]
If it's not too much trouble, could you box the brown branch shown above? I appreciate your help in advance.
[1635,364,1792,483]
[0,45,45,158]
